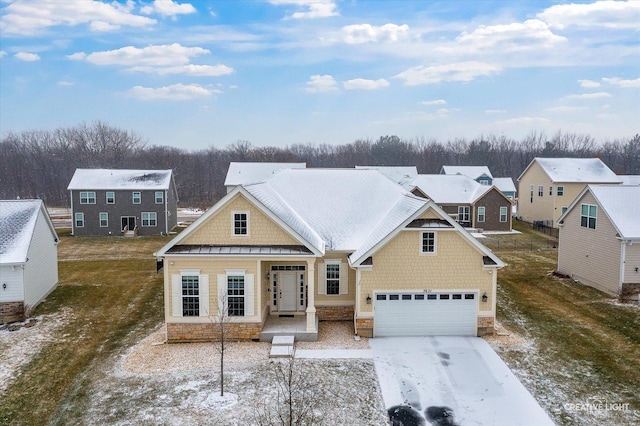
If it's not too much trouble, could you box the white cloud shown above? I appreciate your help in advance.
[130,64,234,76]
[83,43,209,66]
[578,79,601,88]
[270,0,338,20]
[485,109,506,114]
[563,92,612,100]
[342,78,389,90]
[596,113,618,120]
[0,0,156,35]
[67,52,87,60]
[495,117,550,125]
[538,0,640,30]
[128,83,220,100]
[342,23,409,44]
[0,51,6,58]
[547,106,588,113]
[57,81,74,86]
[305,74,338,93]
[421,99,447,106]
[14,52,40,61]
[395,62,501,86]
[602,77,640,88]
[454,19,566,52]
[141,0,196,17]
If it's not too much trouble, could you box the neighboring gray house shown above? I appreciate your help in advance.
[0,200,59,323]
[557,185,640,301]
[67,169,178,236]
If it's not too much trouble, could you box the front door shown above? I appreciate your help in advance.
[121,216,136,231]
[279,272,297,312]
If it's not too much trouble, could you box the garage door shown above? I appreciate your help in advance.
[373,292,478,336]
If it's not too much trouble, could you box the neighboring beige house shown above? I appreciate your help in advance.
[155,168,504,342]
[0,200,59,323]
[517,158,621,227]
[557,185,640,300]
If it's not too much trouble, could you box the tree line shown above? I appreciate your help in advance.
[1,121,638,207]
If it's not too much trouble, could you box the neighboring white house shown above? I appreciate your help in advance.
[0,200,59,323]
[224,162,307,192]
[557,185,640,300]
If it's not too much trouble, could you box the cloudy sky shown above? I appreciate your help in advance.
[1,0,638,149]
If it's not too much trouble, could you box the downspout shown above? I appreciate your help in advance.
[164,189,169,235]
[354,268,361,334]
[70,190,74,236]
[619,240,626,296]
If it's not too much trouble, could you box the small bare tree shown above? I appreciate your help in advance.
[207,293,234,397]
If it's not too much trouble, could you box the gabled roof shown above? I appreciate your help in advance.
[619,175,640,185]
[517,158,620,183]
[224,162,306,187]
[355,166,418,185]
[560,185,640,240]
[0,199,58,265]
[441,166,493,180]
[67,169,174,190]
[409,175,491,204]
[493,177,517,193]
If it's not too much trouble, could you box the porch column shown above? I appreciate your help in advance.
[306,259,317,333]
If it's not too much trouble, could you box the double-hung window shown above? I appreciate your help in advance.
[500,207,508,222]
[181,275,200,317]
[233,211,248,235]
[530,185,534,203]
[477,207,486,223]
[458,206,470,223]
[75,213,84,227]
[80,191,96,204]
[132,192,141,204]
[155,191,164,204]
[227,275,245,316]
[142,212,157,227]
[325,262,340,295]
[106,192,115,204]
[538,185,544,197]
[557,186,564,196]
[421,231,436,254]
[581,204,597,229]
[99,212,108,227]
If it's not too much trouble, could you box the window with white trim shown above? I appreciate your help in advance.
[538,185,544,197]
[561,206,568,215]
[181,275,200,316]
[155,191,164,204]
[106,192,115,204]
[227,275,245,316]
[458,206,470,222]
[99,212,108,227]
[141,212,157,227]
[479,179,489,185]
[80,191,96,204]
[557,186,564,196]
[233,211,248,235]
[477,207,485,223]
[132,192,141,204]
[325,262,340,295]
[581,204,597,229]
[75,213,84,227]
[500,207,508,222]
[530,185,534,203]
[421,231,436,254]
[549,186,553,196]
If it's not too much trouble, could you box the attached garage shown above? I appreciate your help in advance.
[373,292,478,336]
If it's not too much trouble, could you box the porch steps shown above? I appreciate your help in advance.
[269,335,295,358]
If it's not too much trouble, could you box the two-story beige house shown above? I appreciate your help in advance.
[517,158,621,227]
[155,168,504,342]
[557,185,640,301]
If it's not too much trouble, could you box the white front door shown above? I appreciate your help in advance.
[279,272,297,312]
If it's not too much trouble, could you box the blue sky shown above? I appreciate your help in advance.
[1,0,638,150]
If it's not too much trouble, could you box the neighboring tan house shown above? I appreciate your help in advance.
[517,158,621,228]
[557,185,640,301]
[224,162,306,192]
[67,169,178,237]
[0,200,59,323]
[155,168,504,342]
[408,175,514,232]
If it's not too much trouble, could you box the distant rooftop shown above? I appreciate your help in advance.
[67,169,173,190]
[224,162,306,187]
[355,166,418,185]
[618,175,640,185]
[0,199,55,264]
[409,174,490,204]
[441,166,493,180]
[522,158,620,183]
[586,185,640,240]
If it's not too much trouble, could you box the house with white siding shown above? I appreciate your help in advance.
[0,200,59,323]
[557,185,640,300]
[155,168,504,342]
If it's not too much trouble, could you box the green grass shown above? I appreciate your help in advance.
[0,236,166,426]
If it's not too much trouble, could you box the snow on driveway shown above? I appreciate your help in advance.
[370,336,553,426]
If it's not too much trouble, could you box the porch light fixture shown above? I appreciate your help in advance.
[482,292,488,303]
[2,283,6,290]
[266,272,270,281]
[366,294,372,305]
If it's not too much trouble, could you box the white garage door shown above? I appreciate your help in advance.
[373,292,478,336]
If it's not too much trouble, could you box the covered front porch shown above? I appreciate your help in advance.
[259,314,319,342]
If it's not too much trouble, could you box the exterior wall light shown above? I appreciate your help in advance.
[482,292,488,303]
[366,294,372,305]
[2,283,6,290]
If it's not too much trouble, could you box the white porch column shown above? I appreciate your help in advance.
[306,259,317,333]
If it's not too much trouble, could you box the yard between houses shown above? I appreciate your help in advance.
[1,223,638,425]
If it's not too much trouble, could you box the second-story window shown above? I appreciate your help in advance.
[155,191,164,204]
[106,192,115,204]
[80,191,96,204]
[133,192,141,204]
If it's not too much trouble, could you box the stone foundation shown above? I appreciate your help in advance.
[167,321,262,343]
[620,283,640,302]
[355,318,373,338]
[316,305,354,321]
[477,316,495,336]
[0,301,25,324]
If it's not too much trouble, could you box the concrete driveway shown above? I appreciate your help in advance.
[370,336,554,426]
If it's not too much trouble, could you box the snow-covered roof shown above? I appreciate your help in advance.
[67,169,173,190]
[618,175,640,185]
[224,162,306,187]
[493,177,516,193]
[441,166,493,180]
[355,166,418,185]
[586,185,640,240]
[519,158,620,183]
[0,200,56,264]
[409,175,490,204]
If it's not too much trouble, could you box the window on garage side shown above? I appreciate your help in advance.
[421,231,436,254]
[227,275,245,316]
[477,206,485,223]
[581,204,597,229]
[500,207,508,222]
[182,275,200,317]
